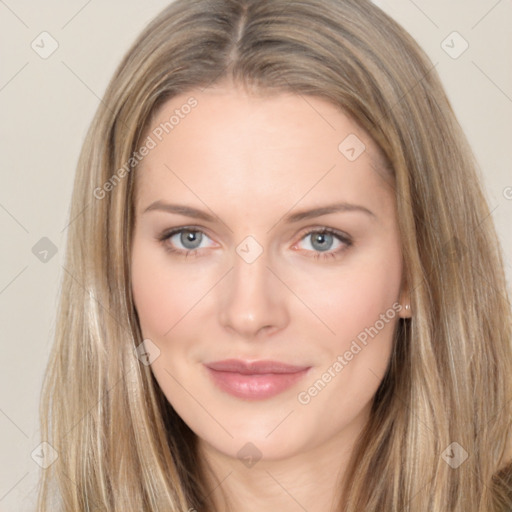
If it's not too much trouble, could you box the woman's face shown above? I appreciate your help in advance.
[131,84,409,463]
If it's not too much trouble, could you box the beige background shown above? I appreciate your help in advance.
[0,1,510,510]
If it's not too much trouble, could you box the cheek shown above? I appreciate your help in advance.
[291,254,402,346]
[288,242,403,406]
[131,240,200,339]
[341,266,400,332]
[311,248,402,398]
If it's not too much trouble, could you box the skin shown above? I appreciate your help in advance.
[131,82,411,512]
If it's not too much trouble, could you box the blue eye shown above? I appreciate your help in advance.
[296,228,352,260]
[173,229,204,250]
[158,227,215,257]
[158,226,352,260]
[304,231,338,251]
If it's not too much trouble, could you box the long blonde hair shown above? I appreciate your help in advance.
[37,0,512,510]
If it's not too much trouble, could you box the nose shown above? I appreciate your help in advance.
[217,244,289,339]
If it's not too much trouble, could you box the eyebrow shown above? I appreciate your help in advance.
[142,200,376,223]
[143,201,218,221]
[284,203,375,222]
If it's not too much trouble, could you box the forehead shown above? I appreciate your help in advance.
[134,85,394,219]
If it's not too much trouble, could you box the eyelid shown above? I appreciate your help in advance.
[163,225,214,238]
[295,225,352,243]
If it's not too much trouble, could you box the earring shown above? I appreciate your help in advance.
[405,304,410,311]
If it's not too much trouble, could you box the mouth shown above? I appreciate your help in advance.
[204,359,311,400]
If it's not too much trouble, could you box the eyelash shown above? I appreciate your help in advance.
[157,226,353,261]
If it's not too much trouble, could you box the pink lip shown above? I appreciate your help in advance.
[204,359,311,400]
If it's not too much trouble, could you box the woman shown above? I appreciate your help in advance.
[37,0,512,510]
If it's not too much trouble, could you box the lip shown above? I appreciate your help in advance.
[204,359,311,400]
